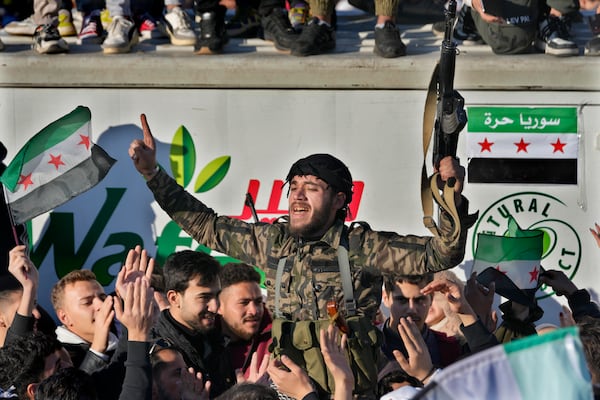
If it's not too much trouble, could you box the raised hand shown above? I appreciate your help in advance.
[90,295,115,353]
[539,270,578,297]
[129,113,157,179]
[116,246,155,299]
[267,355,315,400]
[320,324,354,400]
[8,245,38,290]
[236,352,269,384]
[392,317,434,385]
[8,245,39,318]
[465,272,497,331]
[181,368,210,400]
[436,156,465,206]
[114,277,155,342]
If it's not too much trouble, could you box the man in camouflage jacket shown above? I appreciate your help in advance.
[129,114,475,325]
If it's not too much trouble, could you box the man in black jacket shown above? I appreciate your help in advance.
[151,250,235,398]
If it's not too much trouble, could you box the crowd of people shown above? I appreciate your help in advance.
[0,116,600,399]
[0,0,597,55]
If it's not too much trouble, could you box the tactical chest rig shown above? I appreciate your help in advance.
[270,240,381,398]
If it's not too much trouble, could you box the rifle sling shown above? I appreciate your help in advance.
[421,63,461,246]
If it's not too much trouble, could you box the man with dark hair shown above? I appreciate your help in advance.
[218,263,271,378]
[0,332,72,399]
[381,273,463,368]
[35,367,97,400]
[130,114,476,397]
[151,250,235,397]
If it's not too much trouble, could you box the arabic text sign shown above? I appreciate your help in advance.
[467,107,578,133]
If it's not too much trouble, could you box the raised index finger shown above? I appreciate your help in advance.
[140,114,155,149]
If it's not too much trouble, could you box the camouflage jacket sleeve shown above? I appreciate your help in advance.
[352,196,476,275]
[146,168,286,268]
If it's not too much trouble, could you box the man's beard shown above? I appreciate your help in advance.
[289,204,333,238]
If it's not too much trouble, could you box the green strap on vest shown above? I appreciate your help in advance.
[274,244,356,319]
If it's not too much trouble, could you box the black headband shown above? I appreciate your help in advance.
[285,154,353,204]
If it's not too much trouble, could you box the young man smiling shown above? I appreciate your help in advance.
[217,263,272,379]
[150,250,235,397]
[129,113,476,396]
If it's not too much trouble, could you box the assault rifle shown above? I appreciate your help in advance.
[432,0,467,173]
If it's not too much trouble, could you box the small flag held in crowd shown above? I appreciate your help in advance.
[0,106,115,225]
[472,217,543,306]
[466,106,578,184]
[417,327,593,400]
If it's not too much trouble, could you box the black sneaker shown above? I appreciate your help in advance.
[536,15,578,56]
[290,17,335,56]
[585,35,600,56]
[374,21,406,58]
[195,7,228,54]
[226,7,261,38]
[585,14,600,56]
[32,23,69,54]
[454,6,483,45]
[261,8,299,51]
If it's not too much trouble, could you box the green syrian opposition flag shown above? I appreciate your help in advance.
[0,106,115,225]
[466,106,578,184]
[419,327,592,399]
[472,218,543,303]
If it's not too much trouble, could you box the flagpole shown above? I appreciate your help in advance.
[2,184,20,246]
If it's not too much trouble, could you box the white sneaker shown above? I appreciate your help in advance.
[102,16,139,54]
[164,7,197,46]
[5,16,37,36]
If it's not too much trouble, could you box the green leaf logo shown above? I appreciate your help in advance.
[170,126,196,187]
[194,156,231,193]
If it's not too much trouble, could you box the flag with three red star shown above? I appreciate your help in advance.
[472,217,544,305]
[465,106,578,184]
[0,106,115,224]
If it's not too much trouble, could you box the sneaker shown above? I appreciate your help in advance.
[102,16,139,54]
[585,14,600,56]
[454,6,483,45]
[32,23,69,54]
[261,8,300,51]
[374,21,406,58]
[57,9,76,36]
[226,7,261,38]
[288,2,309,31]
[137,13,167,40]
[78,10,105,44]
[195,8,228,54]
[585,35,600,56]
[5,16,37,36]
[290,17,335,56]
[536,15,578,56]
[164,6,197,45]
